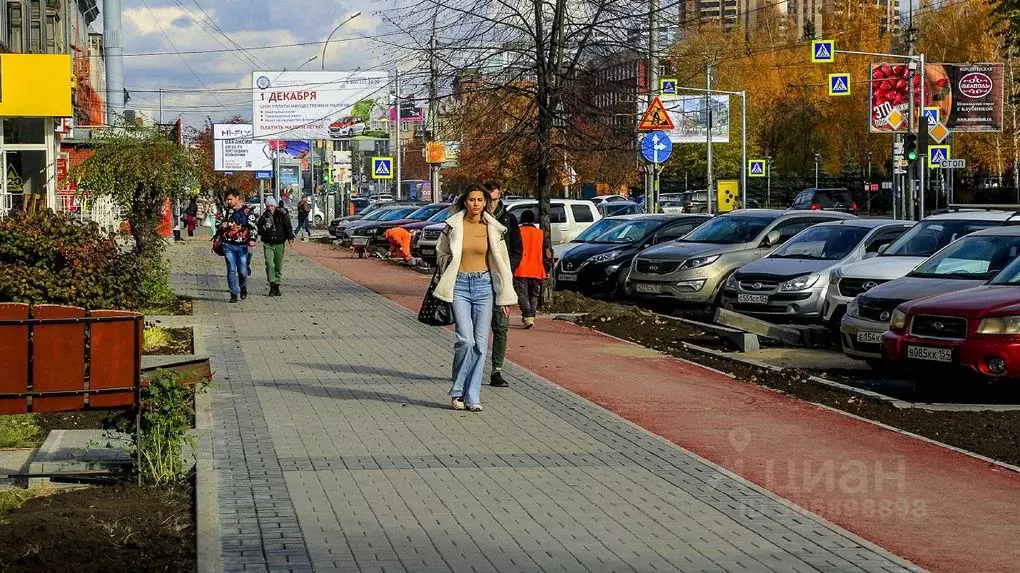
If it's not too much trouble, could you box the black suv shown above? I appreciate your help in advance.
[790,188,857,214]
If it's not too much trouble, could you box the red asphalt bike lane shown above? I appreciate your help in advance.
[294,241,1020,573]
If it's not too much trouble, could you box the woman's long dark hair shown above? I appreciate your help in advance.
[453,183,492,213]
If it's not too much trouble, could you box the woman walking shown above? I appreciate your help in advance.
[434,185,517,412]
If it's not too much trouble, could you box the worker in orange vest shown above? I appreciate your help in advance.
[513,210,552,329]
[384,226,413,262]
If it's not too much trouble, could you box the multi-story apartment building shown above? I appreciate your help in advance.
[679,0,900,36]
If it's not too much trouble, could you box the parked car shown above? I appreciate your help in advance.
[789,188,857,213]
[414,222,445,265]
[590,194,630,206]
[403,205,453,236]
[333,205,410,239]
[556,215,710,296]
[598,201,643,217]
[659,199,686,214]
[881,255,1020,381]
[628,209,855,307]
[721,219,912,322]
[679,190,710,213]
[344,205,422,241]
[328,201,425,237]
[350,197,371,214]
[842,226,1020,366]
[505,199,602,244]
[827,210,1020,325]
[551,215,643,265]
[349,203,451,246]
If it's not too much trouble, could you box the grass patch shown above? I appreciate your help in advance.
[142,326,193,355]
[143,327,171,352]
[0,488,38,516]
[141,295,193,317]
[0,415,41,449]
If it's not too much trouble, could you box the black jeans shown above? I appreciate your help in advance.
[514,277,541,318]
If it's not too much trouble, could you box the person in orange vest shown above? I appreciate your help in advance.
[384,226,413,262]
[513,210,552,329]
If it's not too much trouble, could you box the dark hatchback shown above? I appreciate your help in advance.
[556,214,710,296]
[350,203,451,246]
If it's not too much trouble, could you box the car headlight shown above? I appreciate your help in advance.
[846,298,859,317]
[588,250,624,265]
[725,274,738,290]
[779,274,820,292]
[889,308,908,331]
[976,316,1020,335]
[680,255,719,269]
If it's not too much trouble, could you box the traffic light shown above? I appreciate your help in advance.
[905,133,918,161]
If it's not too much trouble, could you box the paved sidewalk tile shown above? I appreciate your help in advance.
[168,242,920,573]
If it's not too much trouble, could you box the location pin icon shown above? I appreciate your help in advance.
[728,427,751,454]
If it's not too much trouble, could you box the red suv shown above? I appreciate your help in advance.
[881,256,1020,380]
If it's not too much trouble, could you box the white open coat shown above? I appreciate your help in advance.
[434,210,517,307]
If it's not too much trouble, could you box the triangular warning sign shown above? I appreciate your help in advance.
[374,160,390,176]
[638,97,675,131]
[750,162,764,175]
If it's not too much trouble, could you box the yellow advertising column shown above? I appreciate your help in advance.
[0,54,73,214]
[716,180,739,213]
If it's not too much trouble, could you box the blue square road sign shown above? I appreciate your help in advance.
[812,40,834,63]
[372,156,394,180]
[748,160,766,177]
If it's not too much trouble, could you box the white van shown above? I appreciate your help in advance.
[505,199,601,244]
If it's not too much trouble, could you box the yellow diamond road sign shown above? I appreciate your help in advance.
[886,109,904,130]
[930,122,950,144]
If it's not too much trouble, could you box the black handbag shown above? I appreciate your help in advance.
[418,268,455,326]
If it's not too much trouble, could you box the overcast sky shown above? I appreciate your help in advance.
[111,0,394,128]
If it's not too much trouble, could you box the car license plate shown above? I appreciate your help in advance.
[856,331,883,344]
[907,346,953,363]
[421,247,435,256]
[635,283,662,294]
[737,294,769,304]
[559,272,578,282]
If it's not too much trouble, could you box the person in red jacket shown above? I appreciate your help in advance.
[513,210,552,329]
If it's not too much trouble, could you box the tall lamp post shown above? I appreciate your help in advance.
[814,153,821,189]
[321,11,362,216]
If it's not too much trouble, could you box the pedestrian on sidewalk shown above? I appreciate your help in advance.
[514,210,551,329]
[218,189,258,303]
[296,196,312,240]
[483,180,522,387]
[186,196,199,237]
[257,196,294,297]
[434,184,517,412]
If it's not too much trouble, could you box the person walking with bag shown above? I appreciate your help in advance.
[513,210,551,329]
[257,196,294,296]
[218,189,258,303]
[483,181,522,387]
[296,196,312,240]
[433,184,517,412]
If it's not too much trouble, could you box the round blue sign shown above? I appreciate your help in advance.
[641,131,672,164]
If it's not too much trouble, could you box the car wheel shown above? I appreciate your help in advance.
[611,268,630,298]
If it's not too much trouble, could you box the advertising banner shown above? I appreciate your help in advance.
[660,95,730,143]
[251,71,389,140]
[0,54,73,117]
[213,124,273,172]
[868,62,1004,133]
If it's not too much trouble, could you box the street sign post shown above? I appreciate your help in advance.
[638,97,675,131]
[371,156,394,179]
[928,146,951,169]
[748,159,766,177]
[828,73,850,96]
[659,78,677,96]
[923,107,939,126]
[811,40,834,63]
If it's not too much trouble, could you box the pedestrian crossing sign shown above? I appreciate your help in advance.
[928,146,950,169]
[748,159,766,178]
[372,156,393,179]
[659,78,678,96]
[828,73,850,96]
[812,40,834,63]
[923,107,939,127]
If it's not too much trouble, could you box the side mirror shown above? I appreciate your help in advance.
[862,252,879,260]
[877,243,890,254]
[761,230,782,248]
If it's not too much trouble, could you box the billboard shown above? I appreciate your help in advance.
[869,62,1004,133]
[660,95,730,143]
[0,54,73,117]
[251,70,389,140]
[213,124,273,172]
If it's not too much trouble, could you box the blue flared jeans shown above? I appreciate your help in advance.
[450,272,494,406]
[223,243,250,296]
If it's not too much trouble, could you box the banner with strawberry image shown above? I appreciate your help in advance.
[868,62,1003,134]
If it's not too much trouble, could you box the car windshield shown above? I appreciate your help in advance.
[601,203,639,216]
[409,205,444,219]
[573,218,627,242]
[426,208,452,223]
[682,214,776,244]
[770,226,869,260]
[909,235,1020,279]
[592,220,661,244]
[380,208,417,221]
[882,219,1003,257]
[359,208,394,221]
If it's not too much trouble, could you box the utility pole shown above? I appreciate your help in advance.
[740,90,747,208]
[645,0,659,206]
[428,13,441,200]
[906,0,917,221]
[766,155,772,208]
[158,88,163,123]
[706,64,713,215]
[395,68,403,199]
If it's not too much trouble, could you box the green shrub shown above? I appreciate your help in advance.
[0,210,143,309]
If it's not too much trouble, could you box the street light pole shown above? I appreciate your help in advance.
[765,155,772,208]
[321,12,363,70]
[814,153,820,188]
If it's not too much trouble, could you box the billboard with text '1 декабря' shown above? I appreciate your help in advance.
[869,62,1003,133]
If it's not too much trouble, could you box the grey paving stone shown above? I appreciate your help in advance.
[168,243,922,573]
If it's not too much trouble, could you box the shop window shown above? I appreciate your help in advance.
[3,118,46,144]
[4,150,46,213]
[6,1,23,52]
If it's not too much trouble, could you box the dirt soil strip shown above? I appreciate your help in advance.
[293,241,1020,573]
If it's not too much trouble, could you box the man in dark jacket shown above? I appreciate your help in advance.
[484,180,523,387]
[219,189,258,303]
[257,196,294,296]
